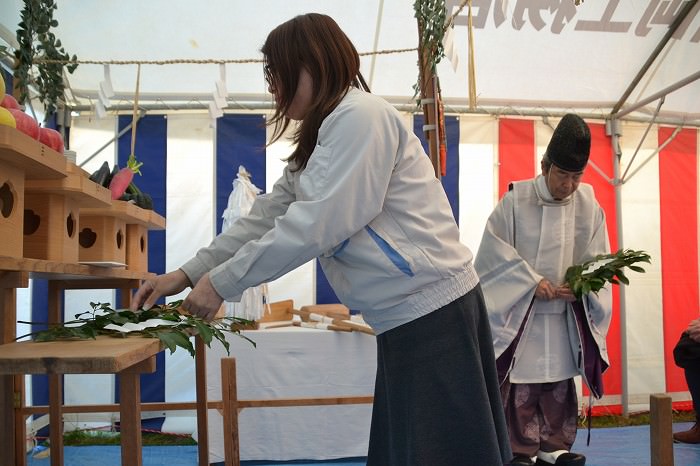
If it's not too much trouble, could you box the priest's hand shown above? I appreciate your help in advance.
[181,273,223,322]
[131,269,191,311]
[535,279,557,300]
[555,284,576,302]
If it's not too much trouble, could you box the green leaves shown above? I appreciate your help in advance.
[565,249,651,300]
[14,0,78,115]
[17,301,256,357]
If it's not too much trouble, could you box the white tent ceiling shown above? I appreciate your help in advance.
[1,0,699,125]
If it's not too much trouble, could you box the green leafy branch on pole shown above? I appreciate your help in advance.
[14,0,78,115]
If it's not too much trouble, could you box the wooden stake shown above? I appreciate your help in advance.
[650,393,674,466]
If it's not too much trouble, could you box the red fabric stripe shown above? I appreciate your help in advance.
[498,119,535,198]
[659,127,699,393]
[582,122,621,396]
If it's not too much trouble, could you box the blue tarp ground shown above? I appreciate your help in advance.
[25,423,700,466]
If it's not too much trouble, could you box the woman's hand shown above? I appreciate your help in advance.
[181,273,224,322]
[130,269,191,311]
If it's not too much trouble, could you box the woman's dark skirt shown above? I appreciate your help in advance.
[367,284,511,465]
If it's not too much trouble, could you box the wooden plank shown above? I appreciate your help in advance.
[81,201,166,229]
[25,162,112,207]
[0,337,162,374]
[0,256,152,281]
[650,393,674,466]
[0,126,67,179]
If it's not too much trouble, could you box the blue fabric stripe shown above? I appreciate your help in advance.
[215,115,267,234]
[30,279,51,437]
[365,226,414,277]
[315,259,342,305]
[115,115,168,429]
[413,114,460,223]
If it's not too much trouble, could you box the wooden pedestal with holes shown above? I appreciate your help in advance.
[0,162,25,258]
[81,202,165,270]
[23,193,80,261]
[78,214,128,265]
[24,163,112,262]
[0,125,68,259]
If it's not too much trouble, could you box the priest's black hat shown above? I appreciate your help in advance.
[546,114,591,172]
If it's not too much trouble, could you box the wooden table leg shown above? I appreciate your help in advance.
[221,358,240,466]
[195,336,209,466]
[0,281,24,466]
[0,374,16,466]
[48,374,64,466]
[118,357,156,466]
[14,374,26,466]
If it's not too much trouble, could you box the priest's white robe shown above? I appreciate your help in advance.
[475,175,612,397]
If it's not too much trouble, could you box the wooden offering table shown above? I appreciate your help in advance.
[0,257,211,466]
[0,337,161,466]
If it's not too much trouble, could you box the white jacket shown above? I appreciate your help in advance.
[181,88,478,334]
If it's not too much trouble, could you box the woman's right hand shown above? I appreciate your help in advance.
[130,269,192,311]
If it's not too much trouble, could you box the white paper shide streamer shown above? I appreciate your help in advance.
[221,166,269,320]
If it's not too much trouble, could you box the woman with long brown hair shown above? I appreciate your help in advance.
[131,13,510,465]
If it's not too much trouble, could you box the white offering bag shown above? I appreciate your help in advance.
[221,166,270,320]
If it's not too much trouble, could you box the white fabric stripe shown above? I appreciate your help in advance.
[63,115,120,427]
[161,114,217,433]
[618,122,666,399]
[458,115,497,253]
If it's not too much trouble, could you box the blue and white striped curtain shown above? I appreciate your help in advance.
[21,112,698,433]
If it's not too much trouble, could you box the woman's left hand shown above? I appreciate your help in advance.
[181,273,224,321]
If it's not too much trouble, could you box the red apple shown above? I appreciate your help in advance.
[38,127,64,153]
[1,94,20,110]
[9,109,39,139]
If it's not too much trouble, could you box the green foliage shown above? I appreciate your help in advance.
[14,0,78,115]
[17,301,256,357]
[413,0,446,98]
[565,249,651,300]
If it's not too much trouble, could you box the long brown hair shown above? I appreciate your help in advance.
[261,13,370,171]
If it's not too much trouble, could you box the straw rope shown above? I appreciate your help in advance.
[33,48,418,67]
[130,64,140,157]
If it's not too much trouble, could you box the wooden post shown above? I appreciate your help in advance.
[1,273,27,466]
[650,393,674,466]
[48,374,64,466]
[195,337,209,466]
[221,358,240,466]
[119,357,156,466]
